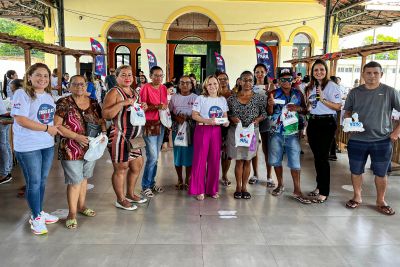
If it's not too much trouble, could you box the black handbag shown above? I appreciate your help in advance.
[71,96,102,138]
[85,122,102,138]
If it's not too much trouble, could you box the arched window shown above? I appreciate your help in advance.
[115,45,131,67]
[260,31,279,46]
[136,47,141,73]
[292,33,311,59]
[292,33,311,75]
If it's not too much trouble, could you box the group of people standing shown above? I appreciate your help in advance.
[1,57,398,236]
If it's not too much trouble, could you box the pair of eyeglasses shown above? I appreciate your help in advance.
[71,83,86,87]
[241,79,253,83]
[218,78,228,81]
[153,74,165,78]
[179,81,191,85]
[280,77,293,83]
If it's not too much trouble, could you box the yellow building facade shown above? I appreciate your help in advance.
[45,0,337,83]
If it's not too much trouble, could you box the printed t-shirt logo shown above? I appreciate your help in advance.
[309,94,318,109]
[37,104,55,124]
[208,106,223,118]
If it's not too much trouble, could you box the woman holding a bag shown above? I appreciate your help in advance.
[227,71,267,199]
[140,66,168,198]
[169,75,197,190]
[103,65,148,210]
[54,75,106,228]
[189,75,229,201]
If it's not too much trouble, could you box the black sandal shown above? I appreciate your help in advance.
[234,192,242,199]
[242,191,251,199]
[312,196,328,203]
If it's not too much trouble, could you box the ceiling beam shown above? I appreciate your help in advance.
[0,15,37,19]
[333,0,367,15]
[342,23,392,27]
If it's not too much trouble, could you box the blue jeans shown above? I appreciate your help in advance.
[15,146,54,218]
[0,124,13,177]
[268,133,301,170]
[142,126,165,190]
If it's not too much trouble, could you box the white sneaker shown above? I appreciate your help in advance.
[30,215,48,235]
[142,188,155,198]
[41,211,59,224]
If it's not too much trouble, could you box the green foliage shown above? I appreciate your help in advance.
[363,34,398,60]
[183,56,201,80]
[0,19,44,59]
[175,44,207,55]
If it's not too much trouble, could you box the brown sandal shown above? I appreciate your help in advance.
[377,205,395,216]
[346,199,361,209]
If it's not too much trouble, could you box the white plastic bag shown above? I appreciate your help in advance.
[174,122,188,147]
[130,102,146,126]
[159,108,172,128]
[3,97,12,112]
[234,122,255,148]
[84,133,108,161]
[281,105,298,135]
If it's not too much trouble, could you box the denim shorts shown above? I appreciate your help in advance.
[61,160,96,184]
[268,133,301,170]
[347,138,392,177]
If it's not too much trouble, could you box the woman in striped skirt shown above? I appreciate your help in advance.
[102,65,148,210]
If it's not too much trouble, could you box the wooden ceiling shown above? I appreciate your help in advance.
[0,31,103,56]
[284,42,400,64]
[0,1,399,37]
[319,0,400,36]
[0,0,54,29]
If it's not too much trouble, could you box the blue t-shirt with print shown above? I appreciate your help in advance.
[269,87,302,135]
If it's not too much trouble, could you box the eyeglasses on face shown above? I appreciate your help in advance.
[179,81,192,85]
[70,82,86,87]
[218,78,228,81]
[241,79,253,83]
[280,77,293,83]
[152,74,165,78]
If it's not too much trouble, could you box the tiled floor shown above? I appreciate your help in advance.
[1,143,400,267]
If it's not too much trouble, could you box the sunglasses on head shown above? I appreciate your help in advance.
[280,77,293,83]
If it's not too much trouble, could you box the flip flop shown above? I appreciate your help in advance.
[175,183,183,190]
[196,194,205,201]
[79,208,96,217]
[377,205,395,216]
[345,199,361,209]
[221,179,232,187]
[266,180,275,188]
[307,190,319,197]
[65,218,77,229]
[271,186,285,196]
[312,197,328,204]
[233,192,242,199]
[241,191,251,199]
[293,195,312,204]
[211,193,219,199]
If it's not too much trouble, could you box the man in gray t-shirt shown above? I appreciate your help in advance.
[344,61,400,216]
